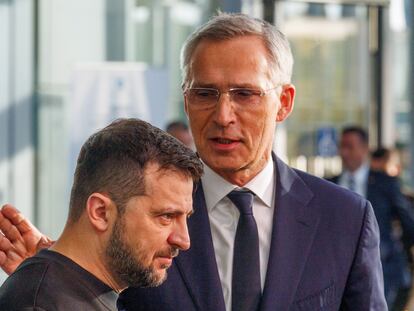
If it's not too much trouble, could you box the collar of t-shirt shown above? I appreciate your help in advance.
[201,159,275,212]
[38,249,119,310]
[339,162,370,197]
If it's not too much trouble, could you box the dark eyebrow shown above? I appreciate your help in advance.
[151,207,194,217]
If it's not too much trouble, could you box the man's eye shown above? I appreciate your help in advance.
[193,89,217,98]
[161,214,174,220]
[233,89,255,97]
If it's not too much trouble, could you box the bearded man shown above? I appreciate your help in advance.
[0,118,203,310]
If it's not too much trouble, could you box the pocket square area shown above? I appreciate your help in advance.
[292,283,336,311]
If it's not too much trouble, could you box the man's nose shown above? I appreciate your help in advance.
[168,220,191,251]
[212,92,236,127]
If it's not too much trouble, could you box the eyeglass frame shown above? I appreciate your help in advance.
[182,84,283,107]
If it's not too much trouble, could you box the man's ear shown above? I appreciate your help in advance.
[276,84,295,122]
[85,193,116,232]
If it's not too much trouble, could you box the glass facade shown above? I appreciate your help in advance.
[388,0,413,190]
[274,2,372,176]
[126,0,207,119]
[0,0,36,283]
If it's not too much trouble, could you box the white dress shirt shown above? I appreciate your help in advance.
[201,159,275,311]
[338,163,369,197]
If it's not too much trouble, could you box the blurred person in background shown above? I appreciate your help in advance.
[371,147,401,177]
[0,119,203,310]
[0,13,387,310]
[166,120,194,149]
[329,125,414,310]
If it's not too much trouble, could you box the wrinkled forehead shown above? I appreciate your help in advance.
[187,36,276,85]
[340,133,368,148]
[193,35,272,62]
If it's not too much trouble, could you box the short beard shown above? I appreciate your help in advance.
[105,216,166,288]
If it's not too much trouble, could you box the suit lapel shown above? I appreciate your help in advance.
[175,156,319,311]
[174,184,226,311]
[260,156,319,311]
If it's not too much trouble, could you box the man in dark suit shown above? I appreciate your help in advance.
[0,14,387,310]
[329,125,414,309]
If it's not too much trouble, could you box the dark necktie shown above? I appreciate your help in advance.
[228,190,261,311]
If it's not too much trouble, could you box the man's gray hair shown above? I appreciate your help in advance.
[180,13,294,88]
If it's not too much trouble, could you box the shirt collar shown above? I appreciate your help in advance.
[202,158,275,212]
[343,162,369,183]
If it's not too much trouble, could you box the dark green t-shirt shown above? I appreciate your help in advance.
[0,249,118,311]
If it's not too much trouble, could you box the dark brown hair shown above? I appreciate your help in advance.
[68,118,203,222]
[342,126,369,145]
[166,120,189,133]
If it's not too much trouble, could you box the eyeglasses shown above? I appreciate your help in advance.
[183,85,282,108]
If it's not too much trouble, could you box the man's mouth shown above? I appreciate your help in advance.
[156,248,179,259]
[213,138,237,144]
[157,257,173,269]
[156,249,179,269]
[209,137,241,150]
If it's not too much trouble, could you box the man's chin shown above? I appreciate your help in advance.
[145,270,167,288]
[125,269,167,288]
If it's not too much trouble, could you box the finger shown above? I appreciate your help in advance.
[1,204,20,219]
[0,213,24,244]
[0,216,31,258]
[0,251,6,265]
[1,204,51,256]
[38,237,54,249]
[0,232,13,252]
[1,204,33,233]
[2,250,24,275]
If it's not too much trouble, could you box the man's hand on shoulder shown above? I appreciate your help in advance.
[0,204,53,275]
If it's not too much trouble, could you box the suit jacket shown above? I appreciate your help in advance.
[121,156,387,310]
[330,170,414,292]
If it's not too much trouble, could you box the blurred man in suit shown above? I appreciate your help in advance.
[0,13,387,311]
[371,147,401,177]
[329,125,414,309]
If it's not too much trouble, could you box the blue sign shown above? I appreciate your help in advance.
[316,127,337,157]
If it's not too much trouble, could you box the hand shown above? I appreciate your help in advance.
[0,204,53,275]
